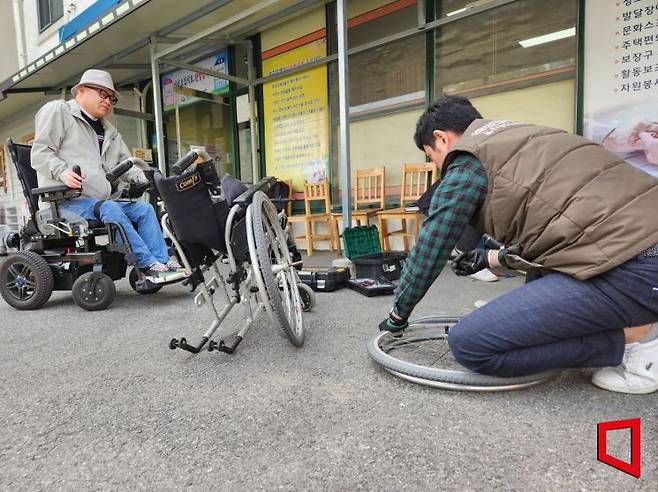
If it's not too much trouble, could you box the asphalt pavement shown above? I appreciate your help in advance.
[0,252,655,490]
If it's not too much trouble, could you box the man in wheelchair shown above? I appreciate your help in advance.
[31,69,182,281]
[381,95,658,394]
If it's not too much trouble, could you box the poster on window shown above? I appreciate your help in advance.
[161,51,229,112]
[583,0,658,177]
[262,39,329,190]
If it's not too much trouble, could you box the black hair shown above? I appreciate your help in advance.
[413,95,482,150]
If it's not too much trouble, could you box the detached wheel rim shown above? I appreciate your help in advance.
[5,261,37,302]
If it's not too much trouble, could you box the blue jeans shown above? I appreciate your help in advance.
[448,254,658,377]
[60,198,169,269]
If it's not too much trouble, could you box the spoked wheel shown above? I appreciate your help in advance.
[71,272,116,311]
[247,191,304,347]
[367,316,560,391]
[0,251,54,310]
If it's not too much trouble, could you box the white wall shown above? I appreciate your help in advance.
[20,0,98,65]
[0,2,19,81]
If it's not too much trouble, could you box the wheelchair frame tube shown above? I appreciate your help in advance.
[163,204,269,353]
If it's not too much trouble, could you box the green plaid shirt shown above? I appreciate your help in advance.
[394,153,488,319]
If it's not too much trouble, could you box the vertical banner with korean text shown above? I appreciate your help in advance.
[583,0,658,177]
[262,39,329,190]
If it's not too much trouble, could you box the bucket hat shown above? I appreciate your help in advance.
[71,69,119,99]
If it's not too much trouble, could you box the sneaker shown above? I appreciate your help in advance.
[147,261,168,273]
[165,256,184,271]
[144,262,186,283]
[469,268,498,282]
[591,338,658,394]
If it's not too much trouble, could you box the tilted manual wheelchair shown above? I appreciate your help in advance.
[0,138,182,311]
[148,150,307,353]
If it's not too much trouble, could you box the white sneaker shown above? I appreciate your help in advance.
[166,256,184,271]
[591,338,658,394]
[469,268,498,282]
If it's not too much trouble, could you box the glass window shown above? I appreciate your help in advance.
[329,1,426,113]
[434,0,577,96]
[38,0,64,31]
[164,97,233,176]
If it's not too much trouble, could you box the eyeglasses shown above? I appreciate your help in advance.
[85,85,118,105]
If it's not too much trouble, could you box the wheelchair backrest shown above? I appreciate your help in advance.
[6,139,39,217]
[154,169,230,254]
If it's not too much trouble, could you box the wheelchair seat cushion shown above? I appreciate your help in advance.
[221,174,248,206]
[88,219,105,229]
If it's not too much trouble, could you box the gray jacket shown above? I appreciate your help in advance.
[31,99,145,201]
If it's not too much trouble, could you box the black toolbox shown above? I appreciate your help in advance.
[348,278,396,297]
[352,252,407,281]
[297,267,349,292]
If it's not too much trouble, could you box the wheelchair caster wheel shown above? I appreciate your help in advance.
[169,338,178,350]
[179,337,187,348]
[297,282,315,312]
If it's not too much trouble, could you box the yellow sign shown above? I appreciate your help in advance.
[263,39,329,191]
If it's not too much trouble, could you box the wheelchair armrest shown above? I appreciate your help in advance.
[32,185,82,202]
[232,176,277,206]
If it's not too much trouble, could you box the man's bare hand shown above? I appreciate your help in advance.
[61,169,86,189]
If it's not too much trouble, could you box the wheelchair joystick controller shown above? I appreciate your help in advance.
[72,165,82,177]
[105,158,133,183]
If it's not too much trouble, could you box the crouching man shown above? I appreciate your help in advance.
[380,95,658,394]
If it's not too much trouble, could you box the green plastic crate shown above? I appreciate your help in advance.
[342,225,382,260]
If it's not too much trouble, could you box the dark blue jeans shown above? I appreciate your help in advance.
[448,254,658,377]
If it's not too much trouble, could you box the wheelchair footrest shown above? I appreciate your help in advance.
[169,336,208,353]
[208,335,243,354]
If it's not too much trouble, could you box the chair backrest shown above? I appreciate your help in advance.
[355,167,385,210]
[400,163,436,205]
[303,180,331,215]
[6,138,39,216]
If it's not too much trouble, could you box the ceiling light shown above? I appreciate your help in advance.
[446,7,468,16]
[519,27,576,48]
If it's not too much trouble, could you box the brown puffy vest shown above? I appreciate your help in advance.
[445,119,658,279]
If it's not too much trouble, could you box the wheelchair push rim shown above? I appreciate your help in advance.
[246,191,304,346]
[367,316,560,391]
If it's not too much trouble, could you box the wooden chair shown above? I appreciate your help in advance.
[287,180,337,256]
[377,163,437,251]
[332,167,386,256]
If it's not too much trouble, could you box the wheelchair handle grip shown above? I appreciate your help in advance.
[105,158,134,183]
[172,150,198,175]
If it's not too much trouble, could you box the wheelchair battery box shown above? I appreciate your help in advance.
[297,267,349,292]
[352,252,407,281]
[348,277,395,297]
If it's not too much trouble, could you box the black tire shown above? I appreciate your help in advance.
[250,191,304,347]
[367,317,560,391]
[128,267,163,295]
[297,282,315,312]
[71,272,116,311]
[0,251,54,310]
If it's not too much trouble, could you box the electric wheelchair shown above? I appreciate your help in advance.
[148,150,306,353]
[0,138,179,312]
